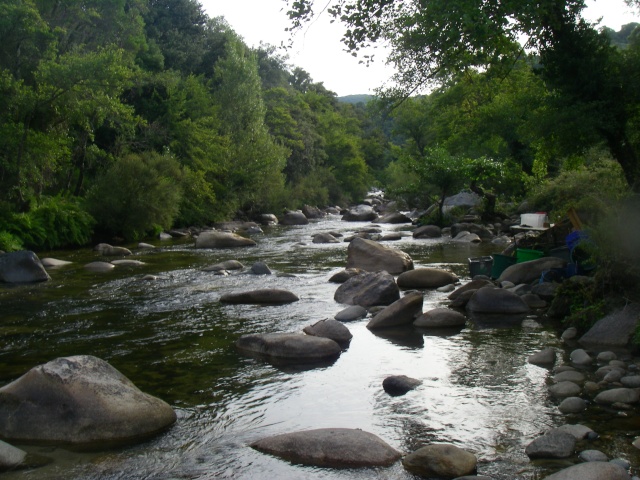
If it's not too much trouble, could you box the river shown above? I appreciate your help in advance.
[1,216,637,479]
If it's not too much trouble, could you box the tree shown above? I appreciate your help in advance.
[286,0,640,190]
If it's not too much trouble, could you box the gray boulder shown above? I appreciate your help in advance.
[413,225,442,239]
[0,251,50,283]
[382,375,422,396]
[621,376,640,388]
[452,231,482,243]
[397,268,458,289]
[280,211,309,225]
[94,243,132,256]
[195,231,256,248]
[220,289,299,304]
[379,212,412,224]
[570,349,593,366]
[0,440,26,470]
[549,381,582,398]
[236,333,341,362]
[367,292,423,329]
[449,290,477,309]
[346,237,413,275]
[553,370,586,384]
[466,287,529,314]
[558,397,587,414]
[342,205,379,222]
[256,213,278,225]
[334,305,368,322]
[594,388,640,405]
[579,449,608,462]
[525,432,576,459]
[543,462,630,480]
[414,308,466,328]
[250,262,272,275]
[448,279,494,301]
[303,319,352,344]
[527,347,557,366]
[302,205,324,219]
[547,424,594,440]
[41,257,73,268]
[498,257,566,284]
[450,222,493,239]
[579,303,640,348]
[402,444,477,478]
[251,428,401,468]
[0,355,176,445]
[334,271,400,308]
[329,268,365,283]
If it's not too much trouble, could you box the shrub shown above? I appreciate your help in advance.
[86,152,183,241]
[0,231,23,252]
[28,196,95,249]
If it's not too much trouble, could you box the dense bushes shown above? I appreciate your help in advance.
[86,152,182,241]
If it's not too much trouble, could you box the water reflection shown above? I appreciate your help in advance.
[0,217,631,479]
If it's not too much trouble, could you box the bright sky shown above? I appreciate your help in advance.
[200,0,640,97]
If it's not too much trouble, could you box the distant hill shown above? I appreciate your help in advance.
[337,94,376,104]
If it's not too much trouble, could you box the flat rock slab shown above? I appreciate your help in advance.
[579,303,640,348]
[195,231,256,248]
[236,333,341,362]
[0,355,176,446]
[251,428,401,468]
[220,289,299,304]
[543,462,631,480]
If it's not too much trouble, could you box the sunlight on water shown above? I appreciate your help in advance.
[0,217,636,479]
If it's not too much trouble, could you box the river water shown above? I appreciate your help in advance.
[0,216,638,479]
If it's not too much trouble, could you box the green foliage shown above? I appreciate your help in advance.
[27,196,95,249]
[86,152,182,241]
[556,279,606,331]
[0,231,24,252]
[528,154,630,223]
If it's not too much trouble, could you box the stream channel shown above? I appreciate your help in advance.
[1,215,638,479]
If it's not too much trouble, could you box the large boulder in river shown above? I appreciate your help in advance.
[397,268,458,289]
[0,355,176,446]
[302,205,325,219]
[280,210,309,225]
[342,205,379,222]
[378,212,412,224]
[236,333,341,362]
[413,225,442,239]
[367,292,423,329]
[195,231,256,248]
[251,428,401,468]
[497,257,566,284]
[0,251,50,283]
[466,286,529,314]
[579,303,640,349]
[346,237,413,275]
[220,289,299,305]
[543,462,631,480]
[334,271,400,308]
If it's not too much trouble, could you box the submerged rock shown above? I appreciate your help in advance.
[251,428,401,468]
[0,355,176,446]
[334,271,400,308]
[220,289,299,304]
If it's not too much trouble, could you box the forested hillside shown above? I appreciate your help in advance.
[0,0,379,248]
[1,0,639,253]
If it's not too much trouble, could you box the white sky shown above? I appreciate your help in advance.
[200,0,640,97]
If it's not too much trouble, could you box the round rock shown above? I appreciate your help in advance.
[382,375,422,396]
[334,271,400,308]
[414,308,466,328]
[558,397,588,414]
[402,444,477,478]
[84,261,115,272]
[543,462,630,480]
[303,319,352,344]
[397,268,459,289]
[251,428,401,468]
[549,381,583,398]
[367,292,423,329]
[528,347,557,366]
[594,388,640,405]
[525,432,576,459]
[570,349,593,366]
[345,237,413,275]
[579,449,608,462]
[335,305,367,322]
[466,286,529,314]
